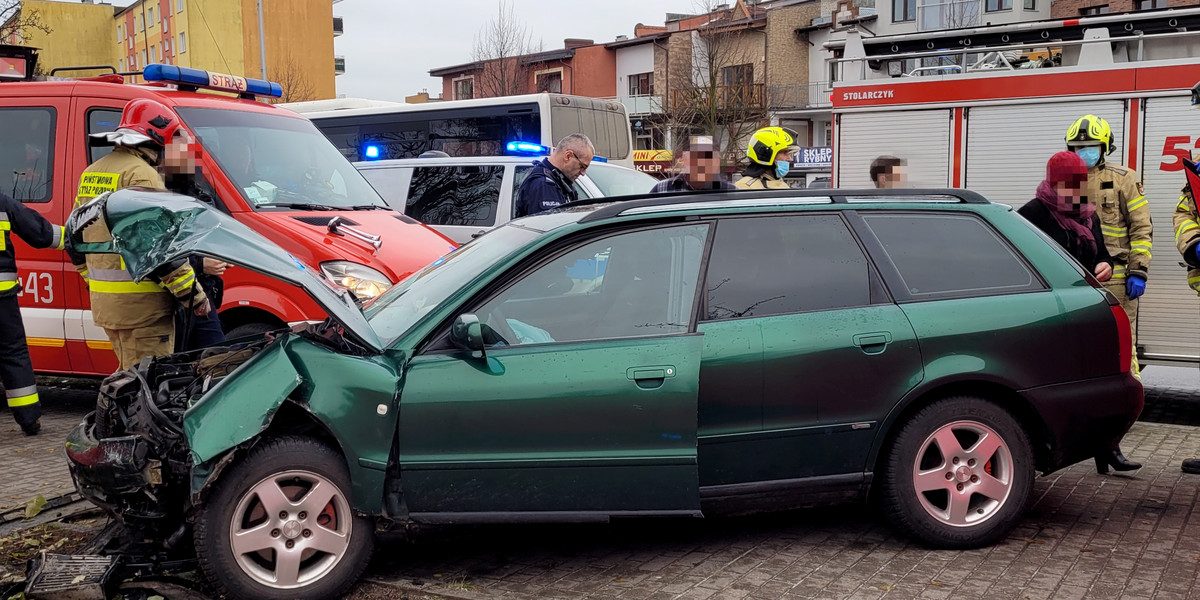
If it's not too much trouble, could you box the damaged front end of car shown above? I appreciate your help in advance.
[64,338,274,536]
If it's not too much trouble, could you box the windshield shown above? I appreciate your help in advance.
[364,224,539,345]
[585,164,657,197]
[176,107,387,210]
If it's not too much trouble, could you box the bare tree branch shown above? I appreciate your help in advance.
[1,0,52,45]
[662,0,769,171]
[470,0,537,97]
[269,55,318,104]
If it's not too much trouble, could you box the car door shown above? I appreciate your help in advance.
[398,223,710,517]
[698,214,923,486]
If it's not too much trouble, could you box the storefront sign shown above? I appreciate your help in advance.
[634,149,674,175]
[793,146,832,168]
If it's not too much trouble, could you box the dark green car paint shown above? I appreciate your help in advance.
[69,189,1142,527]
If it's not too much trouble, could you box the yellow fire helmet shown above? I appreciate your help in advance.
[1065,114,1114,156]
[747,126,801,166]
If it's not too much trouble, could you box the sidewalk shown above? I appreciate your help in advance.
[0,382,93,515]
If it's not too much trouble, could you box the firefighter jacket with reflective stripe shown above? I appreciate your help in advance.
[1087,163,1152,281]
[70,146,207,329]
[734,174,790,190]
[1173,188,1200,294]
[0,192,65,298]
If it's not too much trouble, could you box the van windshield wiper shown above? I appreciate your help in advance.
[256,202,336,211]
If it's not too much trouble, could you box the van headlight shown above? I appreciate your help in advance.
[320,261,392,300]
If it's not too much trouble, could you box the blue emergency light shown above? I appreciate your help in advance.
[506,141,550,155]
[142,63,283,98]
[363,145,382,160]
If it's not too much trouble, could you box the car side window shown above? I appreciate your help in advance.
[359,167,413,212]
[405,166,502,227]
[474,224,710,346]
[0,107,55,203]
[87,108,123,164]
[703,215,880,321]
[863,213,1040,299]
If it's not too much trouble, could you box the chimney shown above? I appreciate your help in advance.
[564,38,594,49]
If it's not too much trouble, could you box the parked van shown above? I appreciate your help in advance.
[1,52,454,376]
[354,154,657,243]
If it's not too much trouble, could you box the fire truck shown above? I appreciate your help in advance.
[1,46,455,376]
[832,54,1200,367]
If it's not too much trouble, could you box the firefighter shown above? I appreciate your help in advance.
[735,127,799,190]
[70,98,210,371]
[1172,155,1200,474]
[1066,114,1152,376]
[0,193,65,435]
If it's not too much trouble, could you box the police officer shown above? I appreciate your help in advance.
[70,98,210,371]
[0,192,65,435]
[735,127,799,190]
[1172,155,1200,474]
[1067,115,1152,369]
[514,134,593,218]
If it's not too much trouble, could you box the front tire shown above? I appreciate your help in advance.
[879,396,1034,549]
[194,437,374,600]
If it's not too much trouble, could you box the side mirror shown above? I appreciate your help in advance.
[450,313,486,352]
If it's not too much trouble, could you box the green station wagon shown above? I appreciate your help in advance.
[65,188,1142,600]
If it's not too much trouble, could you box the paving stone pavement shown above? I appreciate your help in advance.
[10,383,1200,600]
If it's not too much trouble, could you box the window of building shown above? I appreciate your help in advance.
[148,7,155,26]
[137,14,143,32]
[894,0,917,21]
[177,0,185,13]
[703,215,881,320]
[163,16,168,34]
[178,32,186,53]
[536,71,563,94]
[128,35,134,49]
[1138,0,1166,8]
[1080,4,1110,13]
[163,38,170,53]
[1023,0,1035,9]
[119,58,125,72]
[142,49,147,65]
[472,224,709,346]
[917,0,980,29]
[403,166,503,227]
[117,24,123,42]
[985,0,1012,10]
[0,108,56,203]
[453,76,473,100]
[86,108,123,164]
[721,64,753,87]
[628,72,653,96]
[862,213,1041,299]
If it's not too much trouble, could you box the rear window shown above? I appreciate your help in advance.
[405,165,502,227]
[863,213,1040,299]
[0,107,55,203]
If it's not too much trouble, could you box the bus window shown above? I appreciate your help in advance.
[549,104,629,161]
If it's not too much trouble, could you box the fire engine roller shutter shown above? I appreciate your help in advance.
[1138,94,1200,362]
[836,109,951,188]
[964,101,1125,206]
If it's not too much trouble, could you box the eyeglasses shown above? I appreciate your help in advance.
[570,151,592,171]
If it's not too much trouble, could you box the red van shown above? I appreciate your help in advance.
[1,51,454,376]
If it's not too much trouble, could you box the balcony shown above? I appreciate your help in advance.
[767,82,834,110]
[334,55,345,75]
[620,95,664,116]
[669,84,765,111]
[333,16,343,37]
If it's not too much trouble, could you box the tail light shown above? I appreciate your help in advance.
[1109,301,1133,374]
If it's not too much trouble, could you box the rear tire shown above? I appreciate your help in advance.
[194,436,374,600]
[879,396,1034,549]
[225,321,279,341]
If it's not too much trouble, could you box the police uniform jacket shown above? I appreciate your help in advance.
[0,193,65,297]
[70,146,207,330]
[514,158,578,218]
[1087,163,1153,282]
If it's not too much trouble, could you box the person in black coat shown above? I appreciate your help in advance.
[1019,151,1140,475]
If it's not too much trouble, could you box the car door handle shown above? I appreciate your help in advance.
[627,365,676,390]
[471,230,487,239]
[852,332,892,355]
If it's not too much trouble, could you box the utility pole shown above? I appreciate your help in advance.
[256,0,268,79]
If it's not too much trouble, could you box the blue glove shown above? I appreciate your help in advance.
[1126,274,1146,300]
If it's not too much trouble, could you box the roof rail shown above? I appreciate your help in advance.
[574,188,990,224]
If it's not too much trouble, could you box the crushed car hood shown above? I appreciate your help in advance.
[68,189,384,353]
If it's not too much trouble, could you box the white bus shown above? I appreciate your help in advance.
[284,93,634,168]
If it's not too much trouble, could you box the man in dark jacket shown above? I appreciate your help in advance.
[0,192,66,435]
[514,134,594,218]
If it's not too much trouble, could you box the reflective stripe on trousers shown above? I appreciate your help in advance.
[5,384,38,408]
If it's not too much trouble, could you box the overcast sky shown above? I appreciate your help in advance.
[76,0,700,100]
